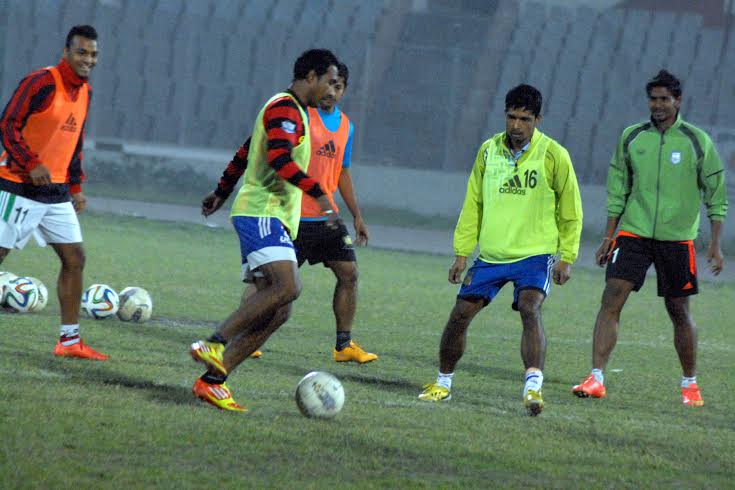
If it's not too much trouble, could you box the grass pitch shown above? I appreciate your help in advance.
[1,213,733,488]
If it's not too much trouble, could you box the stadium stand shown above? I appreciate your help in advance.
[1,0,733,183]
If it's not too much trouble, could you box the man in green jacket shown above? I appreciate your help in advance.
[572,70,728,407]
[418,84,583,416]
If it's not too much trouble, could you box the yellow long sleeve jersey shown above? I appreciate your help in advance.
[454,130,583,264]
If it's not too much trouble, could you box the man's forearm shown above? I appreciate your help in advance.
[710,219,723,246]
[337,170,361,219]
[604,216,621,239]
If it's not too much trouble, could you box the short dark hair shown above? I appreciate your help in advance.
[65,25,97,48]
[337,62,349,86]
[646,69,682,98]
[293,49,339,81]
[505,84,542,117]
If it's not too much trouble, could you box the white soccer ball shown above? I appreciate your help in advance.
[295,371,345,419]
[26,277,49,312]
[3,276,39,312]
[0,271,19,304]
[81,284,119,319]
[117,286,153,323]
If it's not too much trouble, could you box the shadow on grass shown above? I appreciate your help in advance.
[30,352,198,407]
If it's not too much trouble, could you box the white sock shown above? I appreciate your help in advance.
[437,372,454,390]
[592,368,604,384]
[524,370,543,395]
[681,376,697,388]
[60,324,80,346]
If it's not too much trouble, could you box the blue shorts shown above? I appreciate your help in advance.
[457,254,555,310]
[232,216,296,282]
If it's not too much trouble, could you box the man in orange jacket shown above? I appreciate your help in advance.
[0,25,107,360]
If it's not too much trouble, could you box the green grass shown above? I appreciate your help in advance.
[1,213,733,488]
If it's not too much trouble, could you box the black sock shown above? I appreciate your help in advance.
[336,331,351,351]
[207,332,227,345]
[201,372,227,385]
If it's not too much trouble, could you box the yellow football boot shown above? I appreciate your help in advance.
[524,389,544,416]
[333,340,378,363]
[418,383,451,401]
[190,340,227,375]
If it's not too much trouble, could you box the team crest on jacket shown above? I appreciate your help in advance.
[670,151,681,164]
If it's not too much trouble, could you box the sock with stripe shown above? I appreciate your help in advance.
[681,376,697,388]
[436,372,454,390]
[524,369,543,395]
[60,324,80,346]
[592,368,604,384]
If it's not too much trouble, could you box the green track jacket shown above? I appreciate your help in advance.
[607,115,728,240]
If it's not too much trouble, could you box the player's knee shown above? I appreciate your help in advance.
[278,281,301,304]
[600,282,629,313]
[336,266,358,288]
[665,297,692,325]
[61,246,86,270]
[517,298,541,320]
[449,300,482,326]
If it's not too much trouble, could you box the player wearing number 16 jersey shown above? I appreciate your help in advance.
[418,84,583,416]
[0,25,107,360]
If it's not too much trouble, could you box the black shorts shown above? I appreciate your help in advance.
[605,232,698,297]
[293,220,356,267]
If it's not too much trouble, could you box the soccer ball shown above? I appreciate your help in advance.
[117,286,153,323]
[3,276,39,312]
[295,371,345,419]
[26,277,48,312]
[0,271,19,304]
[81,284,119,319]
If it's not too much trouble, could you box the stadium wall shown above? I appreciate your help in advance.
[2,0,735,183]
[83,143,733,251]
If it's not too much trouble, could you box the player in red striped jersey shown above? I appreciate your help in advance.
[192,50,341,411]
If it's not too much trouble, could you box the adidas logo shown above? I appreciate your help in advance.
[499,174,526,195]
[316,140,336,158]
[61,113,78,132]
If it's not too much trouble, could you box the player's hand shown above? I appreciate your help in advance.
[707,242,724,276]
[354,216,369,246]
[71,192,87,214]
[29,164,52,186]
[595,237,614,266]
[553,260,572,285]
[448,256,467,284]
[317,195,339,229]
[202,191,225,217]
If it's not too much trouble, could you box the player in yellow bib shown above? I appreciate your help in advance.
[418,85,583,416]
[190,49,341,412]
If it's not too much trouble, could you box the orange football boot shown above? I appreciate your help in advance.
[572,374,606,398]
[54,340,109,360]
[681,383,704,407]
[192,378,247,412]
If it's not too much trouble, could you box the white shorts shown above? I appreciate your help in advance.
[0,191,82,249]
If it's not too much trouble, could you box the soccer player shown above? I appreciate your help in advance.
[572,70,728,407]
[203,63,376,363]
[192,49,341,412]
[0,25,107,360]
[418,84,583,416]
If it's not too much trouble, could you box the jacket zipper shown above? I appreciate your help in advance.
[653,132,664,238]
